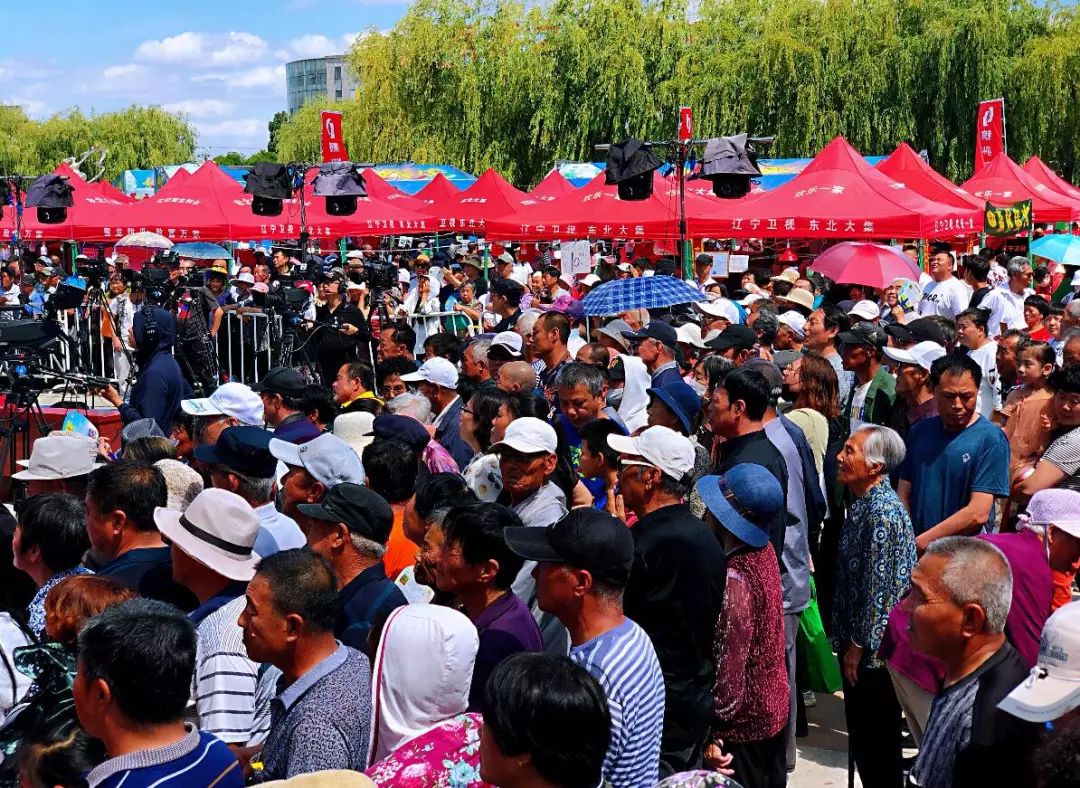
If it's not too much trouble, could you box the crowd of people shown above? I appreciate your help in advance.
[0,238,1078,788]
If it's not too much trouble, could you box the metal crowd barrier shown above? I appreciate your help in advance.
[215,311,275,385]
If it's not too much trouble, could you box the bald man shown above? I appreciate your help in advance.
[497,361,539,393]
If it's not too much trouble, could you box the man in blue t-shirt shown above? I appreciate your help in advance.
[899,354,1010,553]
[75,599,243,788]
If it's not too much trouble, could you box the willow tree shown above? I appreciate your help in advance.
[274,0,1075,187]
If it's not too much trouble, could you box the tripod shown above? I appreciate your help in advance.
[0,357,52,498]
[77,285,134,393]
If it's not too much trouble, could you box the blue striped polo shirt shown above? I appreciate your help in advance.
[569,617,666,787]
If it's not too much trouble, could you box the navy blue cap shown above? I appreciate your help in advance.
[192,425,277,478]
[504,508,635,586]
[372,414,430,453]
[623,321,678,349]
[646,379,701,434]
[695,465,784,548]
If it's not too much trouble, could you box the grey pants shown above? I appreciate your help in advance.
[784,612,798,771]
[886,665,935,746]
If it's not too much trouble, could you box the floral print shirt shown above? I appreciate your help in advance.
[831,479,917,669]
[366,713,491,788]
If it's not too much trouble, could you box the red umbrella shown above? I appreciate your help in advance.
[809,242,921,288]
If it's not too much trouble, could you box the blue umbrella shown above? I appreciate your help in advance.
[1031,234,1080,266]
[582,275,705,316]
[172,242,232,260]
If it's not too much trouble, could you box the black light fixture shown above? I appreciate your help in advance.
[244,163,292,217]
[25,174,74,224]
[312,162,366,216]
[605,139,662,201]
[700,134,764,199]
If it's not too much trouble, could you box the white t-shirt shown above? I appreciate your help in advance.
[918,276,970,320]
[966,340,1000,418]
[997,287,1033,331]
[849,380,871,429]
[976,289,1011,338]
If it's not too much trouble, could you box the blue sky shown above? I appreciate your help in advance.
[2,0,409,157]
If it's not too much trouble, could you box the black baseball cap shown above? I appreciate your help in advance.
[884,317,946,347]
[622,321,678,349]
[503,508,635,587]
[297,483,394,545]
[490,277,525,299]
[837,321,887,349]
[704,323,757,351]
[192,426,277,477]
[251,366,307,396]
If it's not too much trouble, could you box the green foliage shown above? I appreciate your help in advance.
[275,0,1080,187]
[0,105,196,181]
[267,111,289,156]
[213,149,276,165]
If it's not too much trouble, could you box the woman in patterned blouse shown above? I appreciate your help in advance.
[833,424,917,788]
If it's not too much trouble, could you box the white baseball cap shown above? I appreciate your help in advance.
[580,274,601,288]
[154,488,260,582]
[675,323,708,349]
[232,272,255,285]
[13,434,99,480]
[848,300,881,321]
[401,357,459,390]
[269,432,365,487]
[1071,269,1080,287]
[777,311,806,338]
[884,341,946,372]
[345,249,364,260]
[490,331,524,358]
[607,425,695,480]
[737,293,766,306]
[490,417,557,455]
[999,601,1080,723]
[181,382,264,426]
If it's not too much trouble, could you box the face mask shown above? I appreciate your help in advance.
[688,379,707,395]
[606,389,624,409]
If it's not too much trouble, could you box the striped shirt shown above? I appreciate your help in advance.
[189,595,272,745]
[570,618,665,788]
[88,726,242,788]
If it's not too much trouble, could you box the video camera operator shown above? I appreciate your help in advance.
[94,304,192,434]
[173,262,223,395]
[270,248,297,286]
[312,269,367,382]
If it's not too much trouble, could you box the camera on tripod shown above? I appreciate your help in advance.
[354,261,398,290]
[78,258,111,287]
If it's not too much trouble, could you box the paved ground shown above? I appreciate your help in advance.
[791,691,860,788]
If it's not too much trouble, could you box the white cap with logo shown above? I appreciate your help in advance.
[607,425,695,480]
[400,357,459,390]
[999,601,1080,723]
[884,341,947,372]
[490,331,524,357]
[848,300,881,321]
[777,311,807,338]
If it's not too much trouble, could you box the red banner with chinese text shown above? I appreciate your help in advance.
[974,99,1005,174]
[320,111,348,163]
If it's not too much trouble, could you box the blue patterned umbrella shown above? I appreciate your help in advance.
[1031,234,1080,266]
[581,275,705,316]
[172,242,232,260]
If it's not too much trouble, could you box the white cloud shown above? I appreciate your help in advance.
[135,32,204,64]
[134,31,267,68]
[10,97,47,117]
[196,118,266,147]
[288,34,338,59]
[210,32,269,66]
[162,99,233,117]
[102,63,142,80]
[195,64,285,91]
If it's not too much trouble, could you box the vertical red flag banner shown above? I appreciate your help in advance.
[974,98,1005,174]
[320,111,348,162]
[678,106,694,142]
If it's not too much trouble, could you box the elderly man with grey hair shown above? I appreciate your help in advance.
[903,537,1041,788]
[833,424,916,787]
[462,336,493,388]
[1062,325,1080,367]
[386,391,433,424]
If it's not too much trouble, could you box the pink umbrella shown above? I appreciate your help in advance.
[809,242,921,289]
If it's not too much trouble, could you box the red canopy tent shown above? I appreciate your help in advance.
[155,168,193,196]
[414,173,461,208]
[360,168,430,213]
[876,144,981,209]
[487,171,722,240]
[529,170,577,200]
[0,163,134,243]
[426,168,529,232]
[690,136,983,239]
[960,153,1080,223]
[1021,157,1080,204]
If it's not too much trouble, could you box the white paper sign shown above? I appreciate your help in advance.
[561,240,592,279]
[728,254,750,273]
[710,253,728,277]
